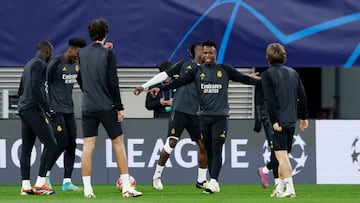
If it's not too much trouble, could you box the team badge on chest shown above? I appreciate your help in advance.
[57,125,63,132]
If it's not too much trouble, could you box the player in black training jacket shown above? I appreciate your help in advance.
[77,18,142,198]
[149,40,260,194]
[135,42,208,190]
[261,43,308,198]
[46,38,86,192]
[18,40,56,195]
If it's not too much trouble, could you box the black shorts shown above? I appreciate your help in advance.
[200,115,228,141]
[51,112,77,148]
[273,127,295,153]
[82,109,123,139]
[167,111,201,141]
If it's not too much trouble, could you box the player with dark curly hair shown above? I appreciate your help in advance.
[45,37,87,192]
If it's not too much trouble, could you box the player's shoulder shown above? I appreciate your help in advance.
[217,63,235,73]
[32,58,46,68]
[218,63,233,69]
[47,55,63,67]
[171,59,198,72]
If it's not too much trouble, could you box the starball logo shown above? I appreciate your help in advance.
[350,136,360,171]
[262,134,307,176]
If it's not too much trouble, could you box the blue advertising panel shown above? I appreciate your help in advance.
[0,0,359,67]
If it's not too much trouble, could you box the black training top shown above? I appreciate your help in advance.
[165,59,200,115]
[145,83,173,118]
[77,43,123,112]
[164,63,258,116]
[47,54,78,114]
[18,54,49,112]
[261,64,308,127]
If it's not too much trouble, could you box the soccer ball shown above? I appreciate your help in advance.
[116,175,137,191]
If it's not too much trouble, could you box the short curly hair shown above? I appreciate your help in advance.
[88,18,109,41]
[69,38,87,48]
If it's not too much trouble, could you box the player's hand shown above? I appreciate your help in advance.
[148,88,160,98]
[253,122,261,133]
[104,42,113,49]
[134,86,144,95]
[160,98,167,106]
[299,119,308,131]
[249,72,261,80]
[273,122,282,132]
[45,109,56,121]
[117,110,124,122]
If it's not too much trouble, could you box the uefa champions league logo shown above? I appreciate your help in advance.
[351,136,360,171]
[262,134,307,176]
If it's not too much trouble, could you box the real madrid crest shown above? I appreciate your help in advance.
[75,64,79,72]
[57,125,63,132]
[217,70,222,78]
[171,128,176,135]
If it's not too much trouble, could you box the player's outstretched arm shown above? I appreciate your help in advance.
[134,86,144,95]
[133,72,169,95]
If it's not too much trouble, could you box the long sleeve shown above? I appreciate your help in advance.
[224,65,259,85]
[18,76,24,96]
[46,57,60,84]
[254,82,263,132]
[31,61,49,112]
[141,60,185,89]
[162,66,196,90]
[261,71,278,125]
[106,50,124,111]
[297,77,308,119]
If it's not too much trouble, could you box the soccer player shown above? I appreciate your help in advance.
[145,61,174,119]
[45,38,87,192]
[77,18,142,198]
[147,40,260,193]
[134,42,208,190]
[261,43,308,198]
[18,40,57,195]
[254,81,279,196]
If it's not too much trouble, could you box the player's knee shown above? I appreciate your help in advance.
[163,136,178,154]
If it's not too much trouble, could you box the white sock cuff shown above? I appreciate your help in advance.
[63,178,71,184]
[22,180,31,189]
[197,168,207,182]
[153,165,165,179]
[82,176,92,191]
[263,166,270,174]
[120,174,130,188]
[35,176,45,187]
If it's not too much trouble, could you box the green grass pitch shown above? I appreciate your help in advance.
[0,184,359,203]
